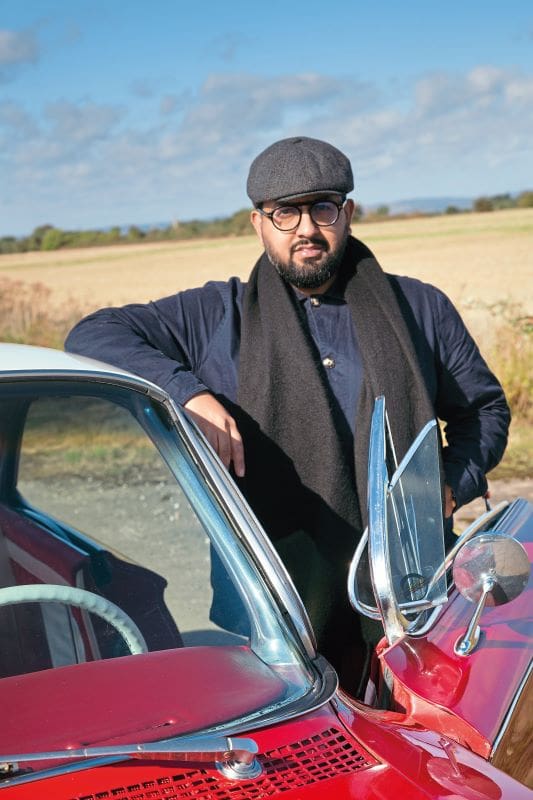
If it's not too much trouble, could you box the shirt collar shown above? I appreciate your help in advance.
[291,275,347,304]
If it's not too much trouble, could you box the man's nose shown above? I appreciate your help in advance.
[295,209,320,236]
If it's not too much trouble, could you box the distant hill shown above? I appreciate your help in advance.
[369,196,473,215]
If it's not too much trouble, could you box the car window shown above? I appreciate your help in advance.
[16,393,223,643]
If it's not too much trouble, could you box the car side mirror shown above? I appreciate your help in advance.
[453,533,530,656]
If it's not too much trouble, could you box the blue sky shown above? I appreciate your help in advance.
[1,1,532,236]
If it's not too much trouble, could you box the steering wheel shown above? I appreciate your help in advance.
[0,584,148,655]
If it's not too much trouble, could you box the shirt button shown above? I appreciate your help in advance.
[310,296,321,307]
[322,356,336,369]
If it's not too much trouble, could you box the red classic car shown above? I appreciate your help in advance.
[0,343,531,799]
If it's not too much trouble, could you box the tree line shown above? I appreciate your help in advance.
[2,191,532,255]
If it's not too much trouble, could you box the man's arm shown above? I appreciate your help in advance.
[434,291,511,509]
[65,285,245,475]
[184,392,245,476]
[65,292,208,403]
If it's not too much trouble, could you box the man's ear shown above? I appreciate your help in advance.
[344,199,355,224]
[250,209,264,242]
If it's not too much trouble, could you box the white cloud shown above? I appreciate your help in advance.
[0,101,37,134]
[43,101,124,144]
[0,28,39,83]
[159,91,191,116]
[0,29,39,65]
[2,65,533,234]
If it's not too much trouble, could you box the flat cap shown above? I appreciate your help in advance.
[247,136,354,206]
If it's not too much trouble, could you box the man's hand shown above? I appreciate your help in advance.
[184,392,245,477]
[444,484,457,518]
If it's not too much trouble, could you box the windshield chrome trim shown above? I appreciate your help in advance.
[164,398,317,659]
[0,367,169,402]
[368,397,408,645]
[347,529,381,620]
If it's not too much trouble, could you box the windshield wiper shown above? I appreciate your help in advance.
[0,734,261,782]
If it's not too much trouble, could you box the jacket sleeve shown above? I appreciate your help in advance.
[64,283,226,406]
[433,290,511,508]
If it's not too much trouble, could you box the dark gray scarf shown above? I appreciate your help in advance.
[234,236,435,668]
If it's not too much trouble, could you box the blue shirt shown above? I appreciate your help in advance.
[65,273,510,509]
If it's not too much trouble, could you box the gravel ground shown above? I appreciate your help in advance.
[21,477,221,639]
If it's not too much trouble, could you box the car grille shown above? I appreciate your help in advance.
[66,727,377,799]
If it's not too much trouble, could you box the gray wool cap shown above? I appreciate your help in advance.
[247,136,354,206]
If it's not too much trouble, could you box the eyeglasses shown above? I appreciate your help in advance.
[257,199,345,232]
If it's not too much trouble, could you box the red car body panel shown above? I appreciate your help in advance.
[381,537,533,758]
[1,647,287,754]
[5,703,530,800]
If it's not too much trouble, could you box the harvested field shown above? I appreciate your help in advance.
[0,207,531,494]
[1,208,532,340]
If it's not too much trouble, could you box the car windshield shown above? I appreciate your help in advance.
[0,380,316,767]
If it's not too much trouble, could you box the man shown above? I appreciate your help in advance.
[65,136,510,682]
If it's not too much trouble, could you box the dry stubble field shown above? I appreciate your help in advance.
[1,207,531,519]
[1,207,532,339]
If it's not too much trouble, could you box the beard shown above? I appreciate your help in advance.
[264,230,349,290]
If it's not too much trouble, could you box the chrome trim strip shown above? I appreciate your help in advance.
[347,529,381,620]
[368,397,407,645]
[164,397,317,659]
[491,658,532,758]
[0,371,169,403]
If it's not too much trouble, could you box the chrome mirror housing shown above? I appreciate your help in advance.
[453,533,530,656]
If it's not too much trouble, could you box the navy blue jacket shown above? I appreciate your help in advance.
[65,274,510,509]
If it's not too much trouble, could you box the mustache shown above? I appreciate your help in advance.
[291,236,328,253]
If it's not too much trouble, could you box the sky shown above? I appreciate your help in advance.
[1,1,532,237]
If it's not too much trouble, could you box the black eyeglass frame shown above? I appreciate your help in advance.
[256,199,346,232]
